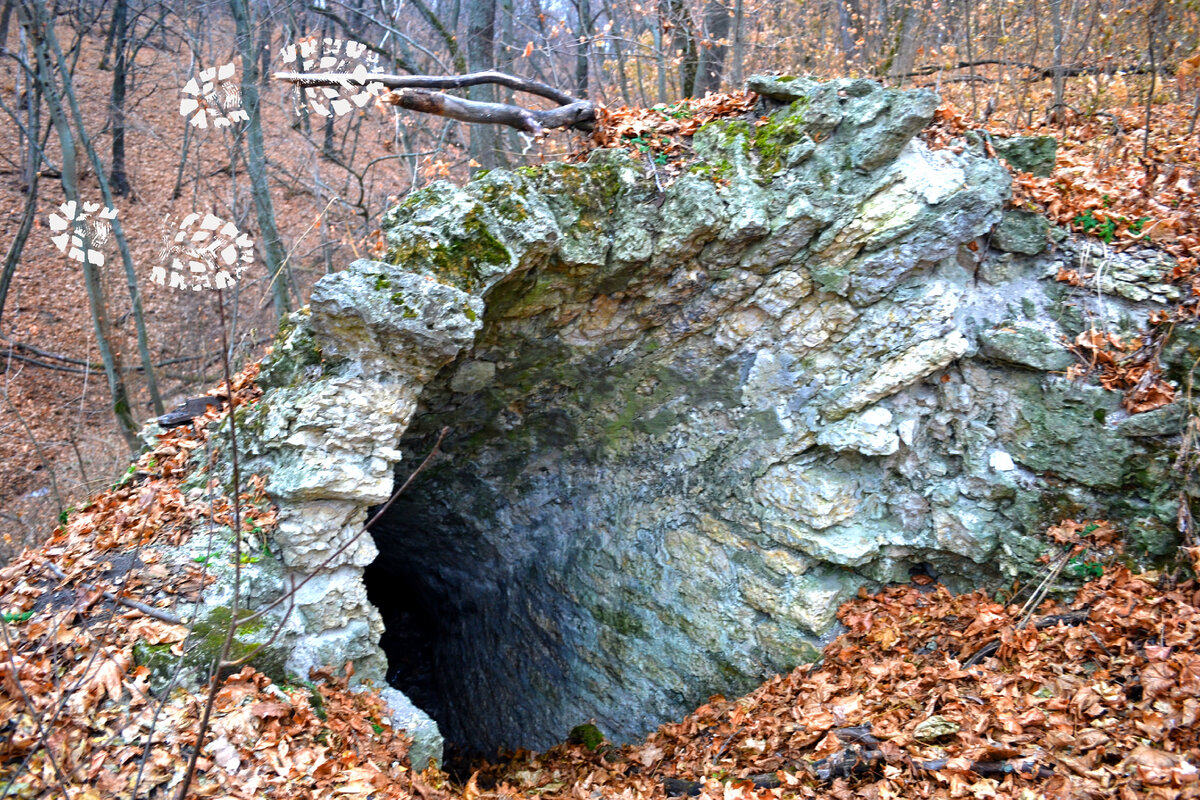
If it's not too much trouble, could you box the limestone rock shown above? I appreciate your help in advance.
[914,715,961,742]
[162,77,1195,767]
[992,209,1049,255]
[978,322,1074,372]
[376,687,444,770]
[991,134,1058,177]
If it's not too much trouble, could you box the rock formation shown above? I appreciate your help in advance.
[181,76,1194,765]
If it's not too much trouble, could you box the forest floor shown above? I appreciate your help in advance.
[1,24,1199,800]
[1,384,1198,799]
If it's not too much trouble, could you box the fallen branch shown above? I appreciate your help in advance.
[273,69,596,133]
[963,607,1091,667]
[661,726,1053,796]
[43,562,184,625]
[903,59,1175,80]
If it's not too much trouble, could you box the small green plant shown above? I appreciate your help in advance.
[651,102,692,119]
[627,135,650,153]
[1069,557,1105,579]
[1073,210,1117,243]
[3,610,33,623]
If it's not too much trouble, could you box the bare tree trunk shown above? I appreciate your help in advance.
[108,0,130,196]
[882,0,927,85]
[41,0,163,416]
[836,0,862,73]
[1049,0,1065,123]
[171,116,191,199]
[97,0,117,68]
[652,22,668,102]
[1144,0,1164,158]
[730,0,744,88]
[0,36,40,328]
[964,0,977,116]
[410,0,467,73]
[661,0,697,97]
[0,0,15,55]
[601,0,632,104]
[18,0,140,449]
[467,0,498,170]
[230,0,292,318]
[574,0,592,98]
[694,0,729,96]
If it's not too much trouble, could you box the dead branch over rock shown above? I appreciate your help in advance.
[272,69,596,133]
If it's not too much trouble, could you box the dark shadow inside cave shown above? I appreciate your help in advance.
[363,481,579,770]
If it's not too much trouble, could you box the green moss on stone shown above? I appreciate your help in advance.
[592,604,645,637]
[187,607,287,684]
[567,723,605,750]
[388,207,511,293]
[132,641,178,696]
[258,321,328,389]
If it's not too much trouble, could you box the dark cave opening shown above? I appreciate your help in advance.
[363,501,485,772]
[363,483,580,771]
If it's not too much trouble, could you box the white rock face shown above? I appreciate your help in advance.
[231,266,485,767]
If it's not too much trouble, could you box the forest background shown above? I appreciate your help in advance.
[0,0,1197,554]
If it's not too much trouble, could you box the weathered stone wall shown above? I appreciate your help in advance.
[224,76,1196,764]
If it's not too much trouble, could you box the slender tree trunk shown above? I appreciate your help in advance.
[171,117,191,200]
[836,0,862,73]
[694,0,729,96]
[410,0,466,73]
[0,0,15,55]
[1049,0,1065,123]
[108,0,130,196]
[964,0,977,116]
[1144,0,1164,158]
[652,23,668,102]
[97,0,118,69]
[0,149,39,329]
[230,0,292,318]
[575,0,591,98]
[466,0,498,171]
[41,1,163,416]
[730,0,744,87]
[18,0,140,449]
[0,36,41,326]
[601,0,632,104]
[661,0,697,97]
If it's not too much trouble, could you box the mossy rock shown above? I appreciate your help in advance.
[137,607,289,693]
[567,722,606,750]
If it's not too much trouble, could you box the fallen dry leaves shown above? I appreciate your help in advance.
[0,363,450,800]
[480,551,1199,800]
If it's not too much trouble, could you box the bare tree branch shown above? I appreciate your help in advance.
[274,69,596,132]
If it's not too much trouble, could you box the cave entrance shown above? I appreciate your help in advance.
[363,486,577,772]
